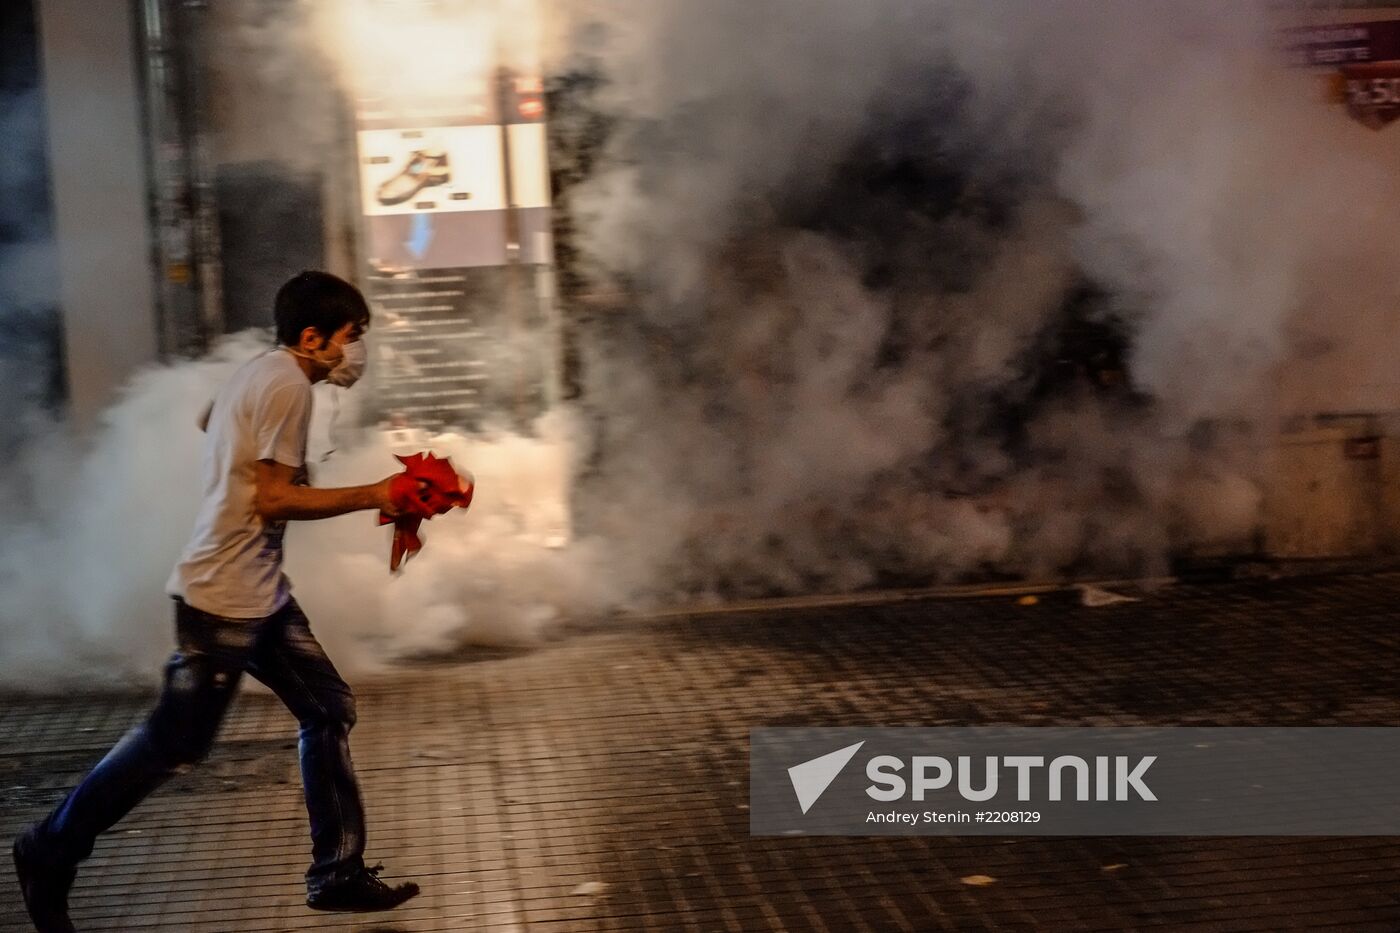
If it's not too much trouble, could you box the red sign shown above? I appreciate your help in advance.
[1283,20,1400,67]
[1340,62,1400,129]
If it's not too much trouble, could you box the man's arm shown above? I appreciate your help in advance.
[254,460,400,522]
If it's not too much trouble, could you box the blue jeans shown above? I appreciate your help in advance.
[28,597,366,889]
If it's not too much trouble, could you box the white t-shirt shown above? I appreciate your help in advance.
[166,349,313,618]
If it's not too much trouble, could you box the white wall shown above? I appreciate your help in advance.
[36,0,158,428]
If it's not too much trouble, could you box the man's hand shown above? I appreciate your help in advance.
[375,474,410,519]
[374,453,475,571]
[376,473,439,520]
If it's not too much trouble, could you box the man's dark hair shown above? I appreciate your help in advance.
[273,270,372,347]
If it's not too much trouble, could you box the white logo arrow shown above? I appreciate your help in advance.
[788,741,865,814]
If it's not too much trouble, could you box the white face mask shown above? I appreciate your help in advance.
[326,338,367,387]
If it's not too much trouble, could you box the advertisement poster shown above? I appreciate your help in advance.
[357,126,506,216]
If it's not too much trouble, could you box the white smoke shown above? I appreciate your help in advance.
[4,0,1400,687]
[0,331,618,689]
[0,336,260,687]
[285,403,618,671]
[549,0,1400,592]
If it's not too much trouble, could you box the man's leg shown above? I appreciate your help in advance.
[15,600,248,930]
[246,597,417,911]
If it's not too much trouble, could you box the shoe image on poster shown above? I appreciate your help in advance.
[376,148,451,206]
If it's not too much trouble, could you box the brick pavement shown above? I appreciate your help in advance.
[5,572,1400,931]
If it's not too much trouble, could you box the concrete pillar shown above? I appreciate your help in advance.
[36,0,158,428]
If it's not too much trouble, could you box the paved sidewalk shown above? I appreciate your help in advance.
[5,572,1400,931]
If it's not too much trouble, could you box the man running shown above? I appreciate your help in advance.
[14,271,420,932]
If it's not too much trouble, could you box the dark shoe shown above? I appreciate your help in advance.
[375,149,450,206]
[306,863,420,913]
[12,829,77,933]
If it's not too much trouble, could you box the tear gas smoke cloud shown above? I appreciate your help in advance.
[0,338,254,686]
[556,0,1400,591]
[310,0,547,104]
[0,333,612,689]
[2,0,1399,688]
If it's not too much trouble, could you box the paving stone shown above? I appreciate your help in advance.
[5,572,1400,929]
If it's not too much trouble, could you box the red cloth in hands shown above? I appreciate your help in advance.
[378,452,475,571]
